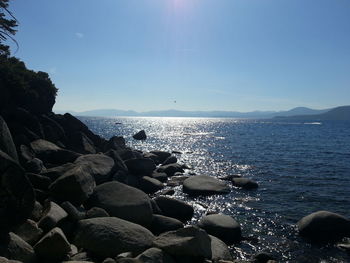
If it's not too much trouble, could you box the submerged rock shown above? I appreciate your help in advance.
[183,175,230,196]
[232,178,258,190]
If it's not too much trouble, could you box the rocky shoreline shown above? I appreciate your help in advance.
[0,107,350,263]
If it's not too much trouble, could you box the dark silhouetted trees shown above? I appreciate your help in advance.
[0,0,17,55]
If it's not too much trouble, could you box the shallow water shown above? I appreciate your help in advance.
[80,116,350,262]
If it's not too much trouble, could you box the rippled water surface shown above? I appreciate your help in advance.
[80,116,350,262]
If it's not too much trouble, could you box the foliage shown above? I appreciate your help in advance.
[0,55,58,114]
[0,0,17,55]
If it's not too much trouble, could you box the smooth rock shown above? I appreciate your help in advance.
[38,201,68,232]
[151,172,168,183]
[0,232,36,263]
[198,214,242,244]
[232,178,258,190]
[61,201,86,222]
[86,181,153,226]
[86,207,109,219]
[136,247,176,263]
[209,235,233,261]
[183,175,230,196]
[124,158,156,177]
[150,215,184,235]
[133,130,147,140]
[156,163,184,177]
[140,176,164,194]
[40,162,75,181]
[74,217,155,258]
[154,196,194,222]
[297,210,350,242]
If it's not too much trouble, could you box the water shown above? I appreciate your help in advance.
[79,116,350,262]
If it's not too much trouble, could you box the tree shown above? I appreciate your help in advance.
[0,0,17,55]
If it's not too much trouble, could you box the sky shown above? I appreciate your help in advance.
[6,0,350,112]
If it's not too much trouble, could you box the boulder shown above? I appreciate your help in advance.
[140,176,164,194]
[209,235,233,261]
[183,175,230,196]
[34,227,71,260]
[198,214,242,244]
[104,136,126,151]
[150,215,184,235]
[143,152,160,164]
[133,130,147,140]
[0,232,36,263]
[86,207,109,219]
[0,257,22,263]
[26,172,51,190]
[156,163,184,177]
[25,158,45,174]
[60,201,86,222]
[41,162,75,181]
[74,217,155,258]
[86,181,153,226]
[136,247,176,263]
[0,115,18,162]
[68,131,96,154]
[232,178,258,190]
[151,172,168,183]
[150,151,171,163]
[0,150,35,232]
[30,139,80,164]
[154,196,194,222]
[161,156,177,166]
[13,219,43,246]
[38,201,68,232]
[49,164,96,205]
[153,226,212,260]
[297,210,350,242]
[124,158,156,176]
[74,154,115,184]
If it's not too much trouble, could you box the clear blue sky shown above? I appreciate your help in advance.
[7,0,350,112]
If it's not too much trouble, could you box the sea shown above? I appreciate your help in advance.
[79,116,350,262]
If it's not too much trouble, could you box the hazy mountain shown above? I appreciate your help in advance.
[54,106,338,119]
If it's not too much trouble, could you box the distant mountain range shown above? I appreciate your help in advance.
[55,105,350,120]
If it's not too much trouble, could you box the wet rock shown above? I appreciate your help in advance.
[38,201,68,232]
[156,163,184,177]
[183,175,230,196]
[0,115,19,162]
[198,214,242,244]
[133,130,147,140]
[136,247,176,263]
[49,164,96,205]
[74,217,155,258]
[154,196,194,222]
[86,181,153,226]
[209,235,233,261]
[0,232,36,263]
[150,151,171,163]
[125,158,156,177]
[13,219,43,246]
[232,178,258,190]
[34,227,71,261]
[153,226,212,260]
[150,215,184,235]
[297,210,350,242]
[74,154,115,184]
[140,176,164,194]
[161,156,177,166]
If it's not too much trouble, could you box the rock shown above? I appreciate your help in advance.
[124,158,156,177]
[219,174,241,181]
[198,214,242,244]
[41,162,75,181]
[183,175,230,196]
[25,158,45,173]
[153,226,212,260]
[49,164,96,205]
[136,247,176,263]
[232,178,258,190]
[74,217,155,258]
[150,215,184,235]
[151,172,168,183]
[74,154,115,184]
[104,136,126,151]
[166,175,188,187]
[0,257,22,263]
[0,150,35,232]
[297,210,350,242]
[252,251,276,263]
[103,258,117,263]
[160,189,175,196]
[133,130,147,140]
[38,201,68,232]
[30,139,81,165]
[19,145,35,164]
[154,196,194,222]
[161,156,177,166]
[140,176,164,194]
[0,115,19,162]
[86,181,153,226]
[26,172,51,190]
[0,232,36,263]
[209,235,233,261]
[13,219,43,245]
[117,149,143,161]
[34,227,71,260]
[30,201,43,222]
[86,207,109,219]
[69,131,96,154]
[150,151,171,163]
[61,201,86,222]
[143,152,160,164]
[156,163,184,177]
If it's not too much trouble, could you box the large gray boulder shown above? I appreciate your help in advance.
[38,201,68,232]
[124,158,156,177]
[0,115,18,162]
[0,150,35,232]
[86,181,153,226]
[153,226,212,260]
[297,210,350,242]
[209,235,233,261]
[74,154,115,184]
[49,164,96,205]
[13,219,43,246]
[139,176,164,194]
[198,214,242,244]
[150,215,184,235]
[34,227,71,261]
[0,232,36,263]
[154,196,194,222]
[74,217,155,258]
[136,247,176,263]
[183,175,230,196]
